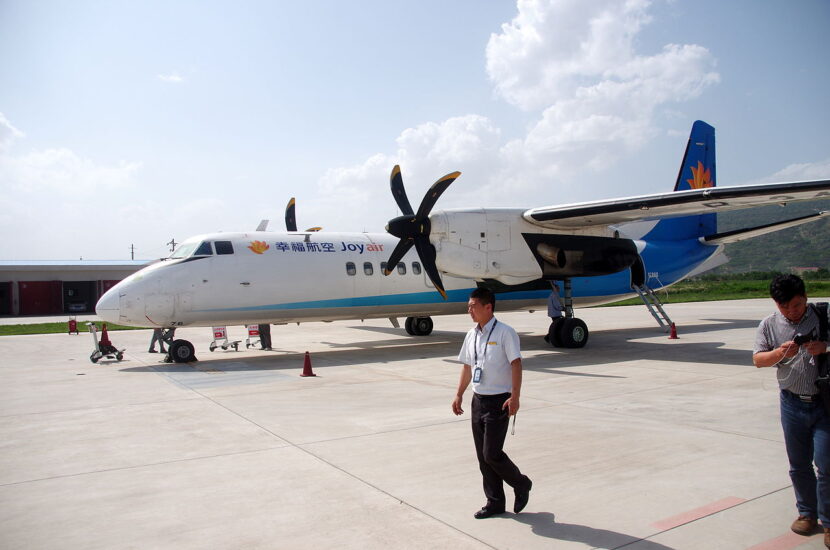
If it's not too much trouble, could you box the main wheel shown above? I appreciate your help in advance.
[559,318,589,348]
[547,319,564,347]
[413,317,433,336]
[170,339,196,363]
[404,317,416,335]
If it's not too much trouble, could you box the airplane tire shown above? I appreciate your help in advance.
[170,339,196,363]
[559,318,589,348]
[405,317,415,335]
[413,317,433,336]
[547,319,564,347]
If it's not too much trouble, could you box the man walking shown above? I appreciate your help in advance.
[753,274,830,547]
[452,287,532,518]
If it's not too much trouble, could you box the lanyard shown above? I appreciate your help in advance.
[474,319,498,366]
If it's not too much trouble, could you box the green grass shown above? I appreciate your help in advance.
[0,321,145,337]
[607,279,830,306]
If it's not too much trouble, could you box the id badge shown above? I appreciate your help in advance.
[473,366,482,383]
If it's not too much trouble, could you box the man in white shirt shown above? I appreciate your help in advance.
[452,287,532,518]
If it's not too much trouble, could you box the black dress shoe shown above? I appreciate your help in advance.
[474,506,505,519]
[514,478,532,513]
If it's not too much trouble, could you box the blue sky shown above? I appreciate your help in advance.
[1,0,828,260]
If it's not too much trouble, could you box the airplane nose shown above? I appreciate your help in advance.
[96,288,121,324]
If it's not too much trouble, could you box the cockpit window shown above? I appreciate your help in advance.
[194,241,213,256]
[215,241,234,255]
[169,242,198,259]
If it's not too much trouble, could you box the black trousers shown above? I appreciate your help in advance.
[471,392,528,508]
[258,324,272,349]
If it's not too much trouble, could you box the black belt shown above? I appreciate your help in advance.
[784,389,821,403]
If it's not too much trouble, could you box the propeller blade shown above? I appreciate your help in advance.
[285,198,297,232]
[390,165,414,216]
[415,171,460,219]
[414,237,447,300]
[383,239,414,275]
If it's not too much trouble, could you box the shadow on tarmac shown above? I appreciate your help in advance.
[513,512,676,550]
[118,318,756,375]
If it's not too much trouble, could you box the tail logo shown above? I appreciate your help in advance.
[687,161,714,189]
[248,240,270,254]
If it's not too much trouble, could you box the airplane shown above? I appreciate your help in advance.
[96,120,830,363]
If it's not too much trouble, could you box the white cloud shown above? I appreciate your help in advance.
[157,72,184,83]
[0,112,24,151]
[0,115,146,259]
[752,160,830,184]
[320,0,721,213]
[2,147,141,193]
[486,0,655,111]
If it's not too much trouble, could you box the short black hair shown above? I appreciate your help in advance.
[770,274,806,304]
[470,287,496,311]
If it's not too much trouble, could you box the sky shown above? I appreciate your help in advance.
[1,0,828,260]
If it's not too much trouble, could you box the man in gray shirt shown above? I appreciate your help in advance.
[754,274,830,546]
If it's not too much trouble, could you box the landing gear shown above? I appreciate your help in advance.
[558,317,588,348]
[168,339,196,363]
[546,278,590,348]
[404,316,433,336]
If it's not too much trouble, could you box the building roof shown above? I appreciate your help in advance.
[0,260,154,272]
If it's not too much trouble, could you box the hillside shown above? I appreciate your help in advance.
[711,199,830,273]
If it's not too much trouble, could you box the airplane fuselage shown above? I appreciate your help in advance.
[95,228,721,329]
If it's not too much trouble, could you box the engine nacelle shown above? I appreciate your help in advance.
[429,208,638,283]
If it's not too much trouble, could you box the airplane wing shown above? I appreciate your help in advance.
[523,179,830,230]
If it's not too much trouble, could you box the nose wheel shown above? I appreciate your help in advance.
[404,316,434,336]
[167,340,197,363]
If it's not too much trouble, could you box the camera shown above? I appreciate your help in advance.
[793,330,817,346]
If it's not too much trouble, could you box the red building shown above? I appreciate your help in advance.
[0,261,151,316]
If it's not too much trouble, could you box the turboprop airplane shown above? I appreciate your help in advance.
[96,121,830,363]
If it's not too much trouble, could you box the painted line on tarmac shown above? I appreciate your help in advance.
[650,496,747,531]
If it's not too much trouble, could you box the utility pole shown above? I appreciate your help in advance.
[167,238,178,253]
[130,244,135,260]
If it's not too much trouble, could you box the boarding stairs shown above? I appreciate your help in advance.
[633,284,673,332]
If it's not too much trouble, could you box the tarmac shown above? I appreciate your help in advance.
[0,299,827,549]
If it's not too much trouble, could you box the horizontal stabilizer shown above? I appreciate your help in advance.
[703,211,828,245]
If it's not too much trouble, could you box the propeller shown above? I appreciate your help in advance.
[383,165,460,300]
[285,198,297,232]
[285,198,322,232]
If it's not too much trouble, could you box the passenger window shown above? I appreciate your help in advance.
[412,262,422,275]
[380,262,388,274]
[194,241,213,256]
[346,262,356,276]
[364,262,373,276]
[397,263,406,275]
[215,241,234,255]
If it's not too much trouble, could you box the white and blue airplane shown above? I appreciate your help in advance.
[96,121,830,362]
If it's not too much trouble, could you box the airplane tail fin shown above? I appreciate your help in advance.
[645,120,717,240]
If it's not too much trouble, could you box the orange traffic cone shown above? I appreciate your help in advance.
[99,323,113,347]
[668,322,678,339]
[300,351,317,377]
